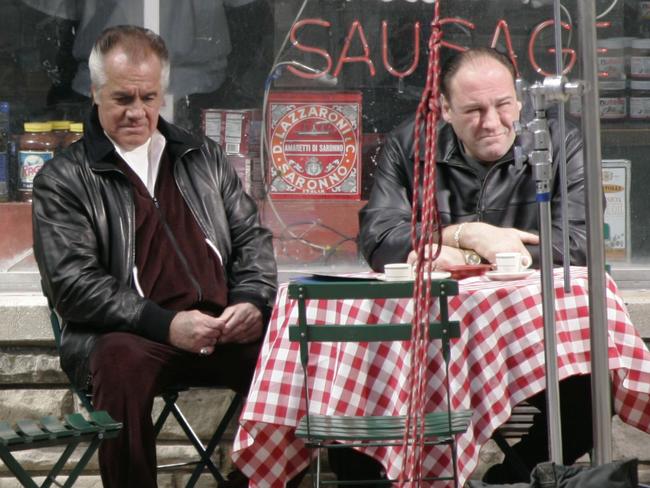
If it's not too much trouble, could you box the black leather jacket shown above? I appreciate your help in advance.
[359,116,587,272]
[33,110,277,389]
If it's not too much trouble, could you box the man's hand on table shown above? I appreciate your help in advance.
[407,244,465,270]
[406,222,538,270]
[454,222,538,264]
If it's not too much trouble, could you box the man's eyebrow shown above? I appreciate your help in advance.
[111,90,133,98]
[110,90,158,99]
[457,94,515,109]
[456,101,481,111]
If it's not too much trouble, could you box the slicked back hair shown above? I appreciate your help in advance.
[89,25,170,93]
[440,47,516,102]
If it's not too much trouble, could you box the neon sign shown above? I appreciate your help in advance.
[288,17,612,80]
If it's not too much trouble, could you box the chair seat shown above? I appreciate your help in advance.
[0,410,121,488]
[0,411,121,451]
[296,409,473,442]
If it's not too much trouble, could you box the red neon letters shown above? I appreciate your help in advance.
[288,16,608,81]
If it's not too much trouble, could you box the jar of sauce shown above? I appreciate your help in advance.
[18,122,56,202]
[62,122,83,149]
[50,120,71,151]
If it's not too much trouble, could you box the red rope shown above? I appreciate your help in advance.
[400,1,444,485]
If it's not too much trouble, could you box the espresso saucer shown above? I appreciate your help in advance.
[485,270,536,281]
[377,271,451,282]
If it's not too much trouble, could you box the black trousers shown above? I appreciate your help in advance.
[328,375,594,487]
[89,332,261,488]
[501,374,594,478]
[328,447,387,486]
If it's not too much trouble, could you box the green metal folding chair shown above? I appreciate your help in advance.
[0,410,121,488]
[287,277,473,487]
[48,307,242,487]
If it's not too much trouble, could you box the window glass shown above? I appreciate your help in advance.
[0,0,644,287]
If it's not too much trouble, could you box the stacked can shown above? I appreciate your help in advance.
[570,38,628,121]
[597,38,627,121]
[630,39,650,121]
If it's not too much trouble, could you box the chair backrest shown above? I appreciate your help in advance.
[285,276,468,481]
[44,294,95,412]
[41,280,63,352]
[48,307,63,351]
[287,277,460,370]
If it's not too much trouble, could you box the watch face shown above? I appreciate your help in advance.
[465,251,482,265]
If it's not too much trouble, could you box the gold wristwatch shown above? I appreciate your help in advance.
[462,249,482,265]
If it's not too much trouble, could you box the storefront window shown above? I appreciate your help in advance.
[0,0,645,288]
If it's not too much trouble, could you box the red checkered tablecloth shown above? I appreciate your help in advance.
[232,267,650,487]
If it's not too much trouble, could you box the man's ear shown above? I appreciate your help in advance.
[90,85,98,105]
[440,95,451,123]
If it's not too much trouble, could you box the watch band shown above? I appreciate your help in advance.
[453,222,467,249]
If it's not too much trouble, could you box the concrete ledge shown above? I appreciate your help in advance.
[0,294,50,345]
[620,289,650,337]
[0,349,66,384]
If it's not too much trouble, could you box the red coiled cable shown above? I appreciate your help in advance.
[400,1,445,485]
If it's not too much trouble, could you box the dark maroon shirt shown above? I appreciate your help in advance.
[115,150,228,343]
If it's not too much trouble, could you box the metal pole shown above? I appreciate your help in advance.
[539,189,563,463]
[576,0,612,465]
[525,86,564,462]
[516,79,571,464]
[552,0,572,293]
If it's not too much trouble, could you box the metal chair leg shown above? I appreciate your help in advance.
[316,447,321,488]
[185,392,242,487]
[154,390,179,438]
[41,441,81,488]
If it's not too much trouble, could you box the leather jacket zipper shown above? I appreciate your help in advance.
[444,154,513,221]
[152,196,203,302]
[172,157,226,269]
[174,173,207,239]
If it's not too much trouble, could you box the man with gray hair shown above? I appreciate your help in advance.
[32,25,277,487]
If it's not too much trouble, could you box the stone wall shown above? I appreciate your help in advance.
[1,290,650,486]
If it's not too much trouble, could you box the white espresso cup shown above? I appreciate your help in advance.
[494,252,532,273]
[384,263,413,280]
